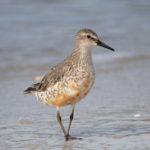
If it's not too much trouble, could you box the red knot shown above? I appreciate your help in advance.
[24,28,115,140]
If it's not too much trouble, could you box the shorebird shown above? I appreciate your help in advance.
[24,28,115,140]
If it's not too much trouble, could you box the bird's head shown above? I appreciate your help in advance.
[75,28,115,51]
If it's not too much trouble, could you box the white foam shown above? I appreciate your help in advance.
[93,51,150,64]
[93,51,134,64]
[134,114,141,118]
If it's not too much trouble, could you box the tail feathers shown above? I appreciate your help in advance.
[24,87,35,94]
[24,83,41,94]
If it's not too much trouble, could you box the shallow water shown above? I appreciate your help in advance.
[0,0,150,149]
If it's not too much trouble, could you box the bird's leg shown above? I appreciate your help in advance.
[65,105,75,139]
[56,107,67,137]
[56,106,81,141]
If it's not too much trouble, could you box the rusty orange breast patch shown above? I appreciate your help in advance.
[48,93,79,107]
[47,72,94,107]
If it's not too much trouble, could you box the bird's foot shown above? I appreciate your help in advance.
[65,134,82,141]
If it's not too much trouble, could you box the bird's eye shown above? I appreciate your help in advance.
[87,35,91,39]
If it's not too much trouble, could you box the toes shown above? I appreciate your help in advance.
[65,135,82,141]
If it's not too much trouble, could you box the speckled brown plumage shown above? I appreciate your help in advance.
[24,28,115,140]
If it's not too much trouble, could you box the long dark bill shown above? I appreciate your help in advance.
[97,40,115,51]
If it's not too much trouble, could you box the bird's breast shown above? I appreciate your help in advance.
[35,65,95,107]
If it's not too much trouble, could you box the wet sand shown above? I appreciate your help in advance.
[0,55,150,150]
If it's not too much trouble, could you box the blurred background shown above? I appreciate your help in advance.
[0,0,150,149]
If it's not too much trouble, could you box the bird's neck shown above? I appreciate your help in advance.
[71,43,93,66]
